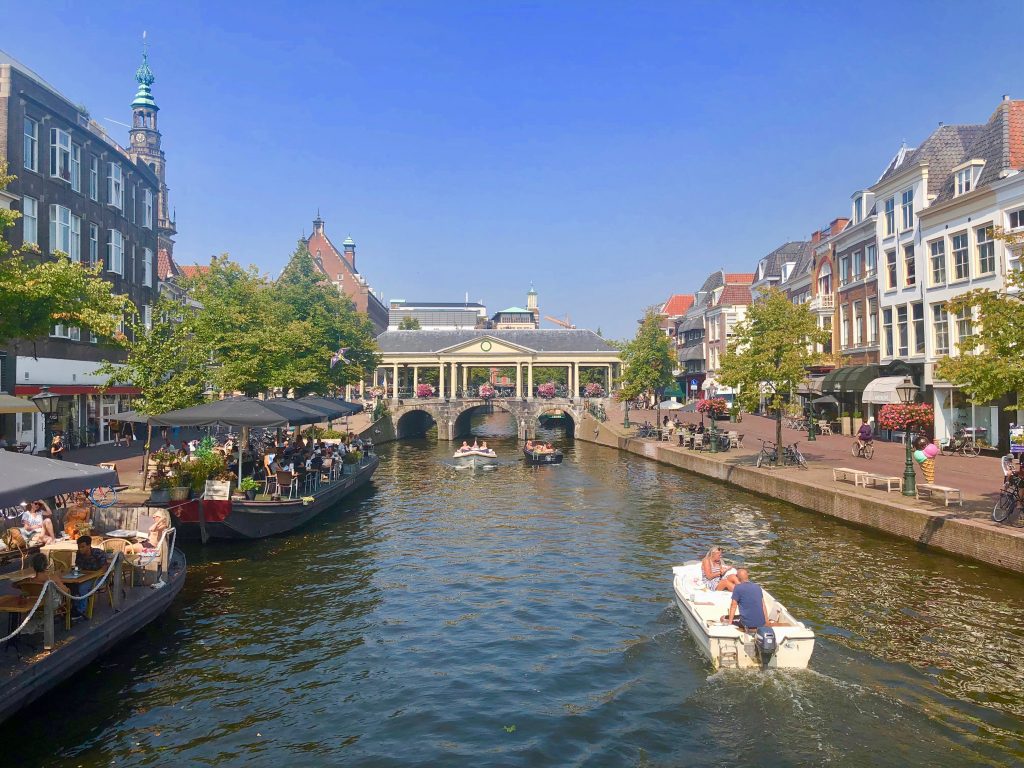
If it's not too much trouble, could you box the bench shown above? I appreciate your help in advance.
[832,467,866,485]
[862,473,903,492]
[915,483,963,507]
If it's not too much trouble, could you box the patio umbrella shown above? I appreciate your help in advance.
[811,395,840,406]
[300,396,363,416]
[0,393,37,414]
[0,452,117,507]
[112,409,152,424]
[149,396,320,428]
[658,400,685,410]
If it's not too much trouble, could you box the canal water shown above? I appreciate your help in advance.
[6,412,1024,767]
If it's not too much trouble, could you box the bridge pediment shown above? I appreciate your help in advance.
[436,335,534,356]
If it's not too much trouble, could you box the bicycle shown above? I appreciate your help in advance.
[940,428,981,457]
[783,442,808,469]
[636,423,658,438]
[994,455,1024,523]
[88,486,119,508]
[756,439,777,468]
[851,440,874,459]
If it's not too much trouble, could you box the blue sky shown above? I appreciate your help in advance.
[9,1,1023,339]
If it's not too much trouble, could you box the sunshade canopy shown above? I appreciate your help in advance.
[149,396,321,428]
[812,394,840,406]
[820,365,879,395]
[862,376,913,405]
[658,399,685,410]
[112,410,152,424]
[295,396,363,417]
[0,452,117,507]
[0,393,38,414]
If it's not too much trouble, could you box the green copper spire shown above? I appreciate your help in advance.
[132,45,158,110]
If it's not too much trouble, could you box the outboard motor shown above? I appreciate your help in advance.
[754,626,777,668]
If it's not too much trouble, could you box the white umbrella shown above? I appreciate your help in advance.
[658,400,685,410]
[0,393,37,414]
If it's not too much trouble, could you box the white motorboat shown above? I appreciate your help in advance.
[452,448,499,468]
[671,562,815,670]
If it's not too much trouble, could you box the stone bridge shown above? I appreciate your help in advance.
[389,397,594,441]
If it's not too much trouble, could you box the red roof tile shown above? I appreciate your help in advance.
[179,265,210,278]
[661,294,694,316]
[156,248,175,280]
[715,285,752,306]
[724,273,755,285]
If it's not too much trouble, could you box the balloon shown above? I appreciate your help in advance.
[923,444,939,458]
[913,450,927,463]
[913,436,929,450]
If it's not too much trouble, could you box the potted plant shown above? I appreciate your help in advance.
[170,466,192,501]
[149,474,172,504]
[537,381,557,399]
[342,449,362,473]
[478,383,495,400]
[238,476,260,501]
[416,383,435,398]
[584,382,605,398]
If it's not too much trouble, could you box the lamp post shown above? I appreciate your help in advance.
[807,404,816,442]
[895,377,919,498]
[623,399,630,429]
[31,385,60,456]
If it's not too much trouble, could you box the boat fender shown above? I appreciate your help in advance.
[754,626,777,665]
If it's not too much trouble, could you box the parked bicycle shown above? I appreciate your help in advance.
[851,440,874,459]
[756,439,807,469]
[940,428,982,457]
[994,455,1024,523]
[636,422,658,438]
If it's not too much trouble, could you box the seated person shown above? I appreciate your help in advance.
[724,568,772,629]
[127,509,171,554]
[695,423,705,434]
[856,420,873,449]
[21,500,55,546]
[480,441,491,454]
[524,440,534,452]
[71,536,107,619]
[22,552,67,591]
[701,546,739,592]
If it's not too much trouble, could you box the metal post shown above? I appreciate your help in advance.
[111,553,123,609]
[709,418,719,453]
[623,400,630,429]
[902,432,917,497]
[807,406,816,442]
[42,585,55,650]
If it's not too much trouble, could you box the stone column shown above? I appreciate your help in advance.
[573,362,580,398]
[413,366,419,393]
[515,363,522,398]
[439,363,446,398]
[392,363,399,399]
[462,365,468,393]
[527,362,534,399]
[451,362,458,399]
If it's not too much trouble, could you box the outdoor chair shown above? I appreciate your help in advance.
[728,431,739,448]
[276,471,299,500]
[817,420,833,436]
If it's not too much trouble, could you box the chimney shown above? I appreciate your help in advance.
[830,217,851,235]
[811,230,823,244]
[312,212,324,236]
[1004,94,1011,102]
[343,236,356,269]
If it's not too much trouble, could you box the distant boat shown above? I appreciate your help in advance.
[538,410,567,424]
[523,447,563,465]
[453,448,499,468]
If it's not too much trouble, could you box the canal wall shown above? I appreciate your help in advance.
[577,413,1024,575]
[357,414,397,445]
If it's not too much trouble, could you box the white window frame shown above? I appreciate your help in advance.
[930,240,946,285]
[22,196,38,245]
[49,127,72,182]
[70,214,81,263]
[901,189,914,231]
[108,229,124,275]
[143,188,154,229]
[143,246,153,287]
[885,250,897,289]
[951,231,969,281]
[70,143,81,193]
[23,117,38,172]
[896,305,909,357]
[841,309,850,347]
[129,184,136,224]
[1009,209,1024,230]
[88,156,99,201]
[852,301,863,345]
[955,307,973,344]
[142,304,153,330]
[865,244,877,276]
[903,244,916,286]
[956,168,972,196]
[977,224,995,275]
[108,163,124,210]
[868,298,878,344]
[48,204,72,255]
[912,302,924,355]
[884,197,896,236]
[882,308,894,357]
[933,304,949,355]
[88,223,99,265]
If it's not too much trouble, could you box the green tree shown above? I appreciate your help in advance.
[0,162,132,345]
[618,307,675,403]
[936,228,1024,408]
[398,316,421,330]
[718,288,828,450]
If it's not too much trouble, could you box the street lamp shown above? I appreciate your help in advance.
[807,403,816,442]
[895,377,919,497]
[623,399,631,429]
[31,385,60,456]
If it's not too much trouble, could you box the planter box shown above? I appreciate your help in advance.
[168,486,189,501]
[149,489,170,504]
[204,480,232,500]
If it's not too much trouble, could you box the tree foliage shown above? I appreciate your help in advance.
[398,316,421,330]
[0,162,132,345]
[718,288,828,449]
[618,308,676,402]
[936,229,1024,408]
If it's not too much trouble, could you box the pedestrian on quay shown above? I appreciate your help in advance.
[50,433,65,461]
[120,420,134,448]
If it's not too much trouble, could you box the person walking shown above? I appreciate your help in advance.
[49,433,66,461]
[120,419,134,448]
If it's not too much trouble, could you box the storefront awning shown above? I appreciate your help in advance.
[862,376,913,405]
[820,365,879,395]
[663,384,686,399]
[680,345,705,362]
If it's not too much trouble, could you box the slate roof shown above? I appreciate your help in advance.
[755,241,808,280]
[875,124,985,195]
[932,99,1024,205]
[376,329,617,354]
[398,301,487,309]
[661,294,694,316]
[786,242,815,283]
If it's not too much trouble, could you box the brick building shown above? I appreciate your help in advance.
[306,214,389,333]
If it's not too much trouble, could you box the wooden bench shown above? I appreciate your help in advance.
[915,483,963,507]
[862,473,903,492]
[832,467,866,485]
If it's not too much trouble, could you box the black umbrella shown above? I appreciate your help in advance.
[298,396,363,417]
[149,396,320,428]
[112,410,152,424]
[0,452,118,507]
[811,395,840,406]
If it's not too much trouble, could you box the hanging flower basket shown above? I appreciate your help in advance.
[479,383,495,399]
[537,382,556,399]
[369,386,386,398]
[877,402,934,432]
[696,397,728,416]
[416,383,435,398]
[584,382,605,398]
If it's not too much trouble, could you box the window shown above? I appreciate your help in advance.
[108,229,124,274]
[903,245,916,286]
[22,197,38,245]
[901,189,914,230]
[143,247,153,287]
[143,189,153,229]
[897,305,909,357]
[885,197,896,235]
[852,301,863,345]
[977,225,995,274]
[49,128,72,181]
[70,214,81,262]
[868,298,878,344]
[883,308,894,357]
[70,144,81,192]
[1011,209,1024,230]
[88,156,99,200]
[48,204,72,254]
[108,163,124,210]
[839,256,850,286]
[956,307,973,342]
[23,117,38,172]
[852,250,863,279]
[88,223,98,265]
[129,184,136,224]
[817,263,831,295]
[912,302,924,354]
[885,250,897,289]
[952,232,969,280]
[955,167,974,196]
[930,240,946,284]
[933,305,949,355]
[50,324,80,341]
[841,309,850,347]
[866,244,877,276]
[853,196,863,224]
[142,304,153,330]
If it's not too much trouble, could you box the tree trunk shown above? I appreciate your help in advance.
[142,423,153,491]
[776,409,783,460]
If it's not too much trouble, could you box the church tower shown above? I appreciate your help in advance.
[527,284,539,326]
[128,41,176,257]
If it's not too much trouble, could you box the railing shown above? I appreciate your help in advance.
[810,294,835,311]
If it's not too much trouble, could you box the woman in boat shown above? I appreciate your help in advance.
[21,501,56,546]
[22,553,67,591]
[525,440,534,452]
[458,441,471,453]
[701,546,739,592]
[127,509,172,554]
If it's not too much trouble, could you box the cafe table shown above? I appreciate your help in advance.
[0,593,36,646]
[60,568,106,625]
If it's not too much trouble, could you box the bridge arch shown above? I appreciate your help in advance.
[535,405,577,437]
[451,400,522,440]
[395,408,437,439]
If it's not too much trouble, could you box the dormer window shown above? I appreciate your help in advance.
[853,195,863,224]
[954,160,984,196]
